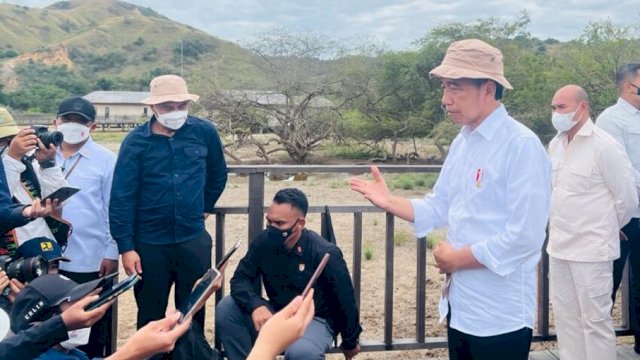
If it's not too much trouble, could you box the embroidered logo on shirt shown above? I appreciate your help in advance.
[475,168,483,188]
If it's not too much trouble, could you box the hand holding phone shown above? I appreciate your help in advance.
[302,253,330,297]
[85,273,140,311]
[42,186,80,203]
[178,267,222,323]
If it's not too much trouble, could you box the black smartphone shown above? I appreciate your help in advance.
[178,267,222,323]
[85,273,140,311]
[302,253,330,297]
[42,186,80,203]
[216,240,242,269]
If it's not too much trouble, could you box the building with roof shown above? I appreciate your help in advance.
[83,90,150,123]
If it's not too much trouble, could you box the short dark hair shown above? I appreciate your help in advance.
[471,79,504,100]
[616,63,640,87]
[272,188,308,216]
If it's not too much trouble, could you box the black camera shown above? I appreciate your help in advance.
[30,125,63,148]
[0,255,49,283]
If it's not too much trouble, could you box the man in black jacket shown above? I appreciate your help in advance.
[216,188,362,360]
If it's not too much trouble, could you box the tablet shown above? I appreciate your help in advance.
[42,186,80,203]
[216,240,242,270]
[85,273,140,311]
[178,267,222,324]
[302,253,330,297]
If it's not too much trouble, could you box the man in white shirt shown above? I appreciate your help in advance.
[350,39,551,360]
[595,63,640,353]
[54,97,118,358]
[548,85,637,360]
[0,107,66,246]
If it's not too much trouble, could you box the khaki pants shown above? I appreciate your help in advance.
[550,257,615,360]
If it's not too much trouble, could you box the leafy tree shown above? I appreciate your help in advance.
[553,20,640,115]
[341,51,432,162]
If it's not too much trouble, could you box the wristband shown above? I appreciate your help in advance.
[39,159,56,169]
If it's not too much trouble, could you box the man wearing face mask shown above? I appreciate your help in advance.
[110,75,227,344]
[596,63,640,354]
[216,188,361,360]
[547,85,637,360]
[54,97,118,358]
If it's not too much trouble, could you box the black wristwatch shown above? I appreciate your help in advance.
[39,159,56,169]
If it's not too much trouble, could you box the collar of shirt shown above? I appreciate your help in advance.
[140,116,197,137]
[617,97,640,115]
[56,137,95,161]
[574,118,595,138]
[460,104,506,141]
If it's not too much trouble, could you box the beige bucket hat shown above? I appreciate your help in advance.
[0,107,20,139]
[429,39,513,90]
[141,75,200,105]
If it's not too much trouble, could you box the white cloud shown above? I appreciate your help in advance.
[5,0,639,49]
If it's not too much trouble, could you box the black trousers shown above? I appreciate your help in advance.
[612,217,640,344]
[134,231,212,330]
[59,269,115,358]
[447,325,532,360]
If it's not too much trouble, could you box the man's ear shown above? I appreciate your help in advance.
[89,122,97,133]
[298,217,306,229]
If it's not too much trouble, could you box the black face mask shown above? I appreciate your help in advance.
[266,219,300,247]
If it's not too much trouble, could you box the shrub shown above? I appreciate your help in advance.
[394,230,411,246]
[364,244,374,260]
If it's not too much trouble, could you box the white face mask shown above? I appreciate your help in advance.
[156,110,188,130]
[56,122,91,145]
[60,327,91,350]
[551,109,578,133]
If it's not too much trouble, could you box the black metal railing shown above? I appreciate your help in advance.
[209,165,633,352]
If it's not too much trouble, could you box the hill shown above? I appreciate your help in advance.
[0,0,265,93]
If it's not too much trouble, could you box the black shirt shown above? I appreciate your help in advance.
[230,228,362,349]
[110,116,227,253]
[0,315,68,360]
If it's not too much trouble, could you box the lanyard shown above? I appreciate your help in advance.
[62,156,82,180]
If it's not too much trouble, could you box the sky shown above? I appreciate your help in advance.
[6,0,640,50]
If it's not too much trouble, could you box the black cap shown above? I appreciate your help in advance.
[57,97,96,121]
[9,272,117,332]
[16,237,70,263]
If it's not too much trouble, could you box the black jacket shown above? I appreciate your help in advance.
[230,228,362,349]
[0,315,68,360]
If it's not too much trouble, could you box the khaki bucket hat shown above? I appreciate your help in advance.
[429,39,513,90]
[0,107,20,139]
[142,75,200,105]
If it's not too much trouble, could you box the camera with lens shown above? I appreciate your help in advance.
[30,125,63,148]
[0,255,49,284]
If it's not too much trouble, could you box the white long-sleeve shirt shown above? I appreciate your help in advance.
[1,155,67,244]
[547,120,637,262]
[411,104,551,336]
[56,138,118,273]
[596,98,640,218]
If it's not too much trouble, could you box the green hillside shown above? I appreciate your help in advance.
[0,0,266,96]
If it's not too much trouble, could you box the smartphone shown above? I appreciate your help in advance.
[216,240,242,269]
[301,253,330,297]
[85,273,140,311]
[42,186,80,203]
[178,267,222,323]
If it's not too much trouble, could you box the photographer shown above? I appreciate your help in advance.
[0,109,52,233]
[0,107,66,245]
